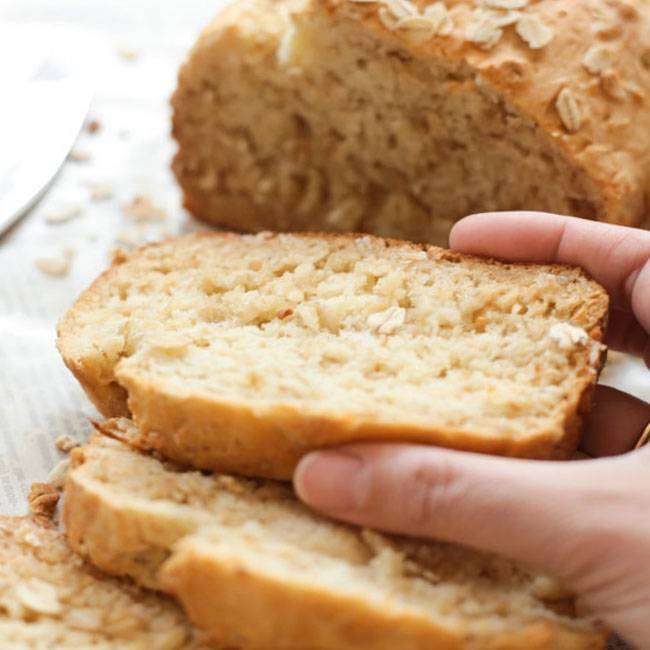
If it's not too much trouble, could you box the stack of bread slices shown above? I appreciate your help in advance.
[3,231,611,648]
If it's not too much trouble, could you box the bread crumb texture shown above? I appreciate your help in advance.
[63,430,606,649]
[0,516,209,649]
[57,232,607,477]
[172,0,650,242]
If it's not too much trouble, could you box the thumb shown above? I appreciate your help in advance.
[293,444,627,579]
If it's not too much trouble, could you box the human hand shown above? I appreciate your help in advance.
[294,213,650,647]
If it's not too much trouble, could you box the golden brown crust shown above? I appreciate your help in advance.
[57,231,609,480]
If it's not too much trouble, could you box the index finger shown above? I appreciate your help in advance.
[450,211,650,338]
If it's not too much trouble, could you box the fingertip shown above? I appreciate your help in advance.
[293,451,318,502]
[293,450,362,513]
[449,213,490,251]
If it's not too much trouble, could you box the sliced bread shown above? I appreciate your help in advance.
[172,0,650,243]
[57,232,608,478]
[0,515,209,649]
[63,425,605,649]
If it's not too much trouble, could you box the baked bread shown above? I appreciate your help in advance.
[57,232,608,479]
[172,0,650,244]
[63,426,606,649]
[0,515,209,649]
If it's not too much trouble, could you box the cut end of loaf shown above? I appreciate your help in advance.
[63,431,606,649]
[57,232,608,478]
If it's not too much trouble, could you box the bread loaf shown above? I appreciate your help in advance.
[57,232,608,479]
[0,516,208,649]
[172,0,650,243]
[63,426,606,649]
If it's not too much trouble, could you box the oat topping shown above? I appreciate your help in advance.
[582,45,615,74]
[481,0,528,9]
[515,14,553,49]
[377,6,399,29]
[555,88,582,132]
[466,18,503,50]
[122,194,167,222]
[424,2,453,33]
[351,0,452,42]
[468,1,553,50]
[390,15,439,42]
[479,8,521,27]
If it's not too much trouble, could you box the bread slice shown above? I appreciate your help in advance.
[172,0,650,243]
[0,515,209,649]
[57,232,608,478]
[63,426,605,649]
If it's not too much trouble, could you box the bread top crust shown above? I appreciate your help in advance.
[190,0,650,226]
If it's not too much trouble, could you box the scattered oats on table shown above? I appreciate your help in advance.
[45,204,82,224]
[122,194,167,222]
[87,181,114,201]
[34,255,71,278]
[116,46,140,61]
[55,434,80,453]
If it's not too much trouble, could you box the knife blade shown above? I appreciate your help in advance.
[0,79,91,237]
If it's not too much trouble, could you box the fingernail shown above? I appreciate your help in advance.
[294,450,364,513]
